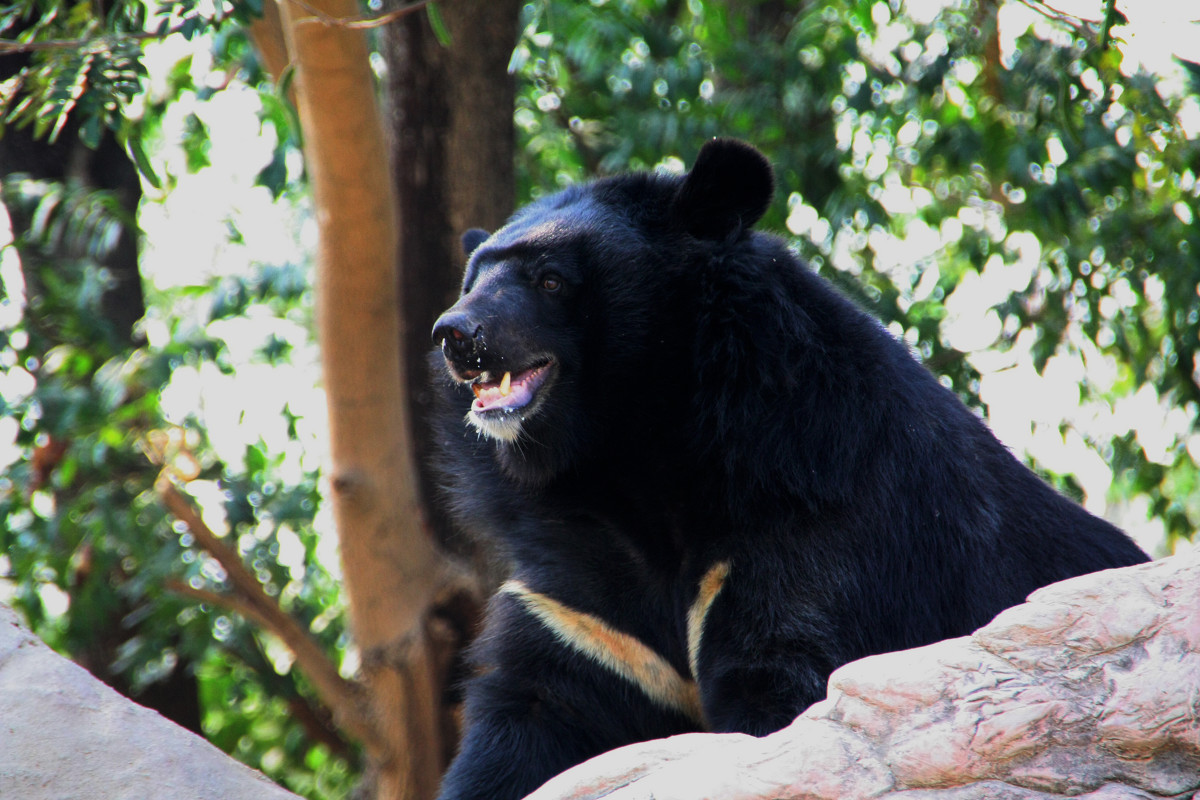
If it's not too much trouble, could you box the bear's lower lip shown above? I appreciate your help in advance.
[471,361,555,415]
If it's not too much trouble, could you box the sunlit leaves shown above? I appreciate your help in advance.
[0,4,143,143]
[3,178,128,262]
[198,648,357,798]
[0,210,351,794]
[2,65,340,790]
[0,0,264,183]
[516,0,1199,550]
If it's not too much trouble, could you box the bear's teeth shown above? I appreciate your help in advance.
[500,371,512,396]
[472,383,483,398]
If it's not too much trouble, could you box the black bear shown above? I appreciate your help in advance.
[429,139,1148,800]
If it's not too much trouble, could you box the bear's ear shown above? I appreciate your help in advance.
[461,228,490,258]
[672,139,774,240]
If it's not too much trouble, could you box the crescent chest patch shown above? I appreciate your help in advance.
[499,561,730,729]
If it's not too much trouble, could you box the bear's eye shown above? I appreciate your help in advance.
[539,273,563,293]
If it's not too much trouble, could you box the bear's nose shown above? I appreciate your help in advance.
[432,312,484,359]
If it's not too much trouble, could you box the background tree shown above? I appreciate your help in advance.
[0,1,1196,799]
[382,0,521,570]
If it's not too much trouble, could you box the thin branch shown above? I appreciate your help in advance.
[165,579,354,757]
[0,14,218,55]
[156,473,382,752]
[1016,0,1097,33]
[1099,0,1118,52]
[974,0,1003,105]
[166,579,266,624]
[286,0,433,30]
[0,32,153,55]
[247,0,292,86]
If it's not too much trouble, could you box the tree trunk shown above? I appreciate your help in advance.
[276,2,453,797]
[381,0,521,572]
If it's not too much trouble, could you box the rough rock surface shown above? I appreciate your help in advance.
[526,549,1200,800]
[0,603,300,800]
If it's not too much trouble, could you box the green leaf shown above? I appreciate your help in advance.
[255,149,288,199]
[426,2,452,47]
[244,442,267,476]
[124,132,162,189]
[182,112,212,172]
[78,112,104,149]
[1178,58,1200,97]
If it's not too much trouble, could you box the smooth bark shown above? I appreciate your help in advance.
[276,2,450,796]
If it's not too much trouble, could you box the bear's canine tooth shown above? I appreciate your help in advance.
[500,371,512,396]
[472,383,483,399]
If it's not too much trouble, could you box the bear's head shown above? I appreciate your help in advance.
[432,139,774,483]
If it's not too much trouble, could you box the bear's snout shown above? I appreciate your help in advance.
[432,311,485,364]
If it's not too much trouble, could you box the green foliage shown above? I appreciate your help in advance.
[0,2,147,143]
[0,0,266,184]
[0,187,357,793]
[197,647,356,799]
[512,0,1200,551]
[5,176,130,269]
[0,3,352,793]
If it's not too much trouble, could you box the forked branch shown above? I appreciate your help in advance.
[156,474,381,752]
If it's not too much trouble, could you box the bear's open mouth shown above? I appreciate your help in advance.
[470,360,555,416]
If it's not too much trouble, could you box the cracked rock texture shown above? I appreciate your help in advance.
[0,603,300,800]
[526,549,1200,800]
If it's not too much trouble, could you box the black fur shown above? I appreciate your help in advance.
[429,139,1148,800]
[461,228,490,258]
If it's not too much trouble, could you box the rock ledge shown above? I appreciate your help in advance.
[527,550,1200,800]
